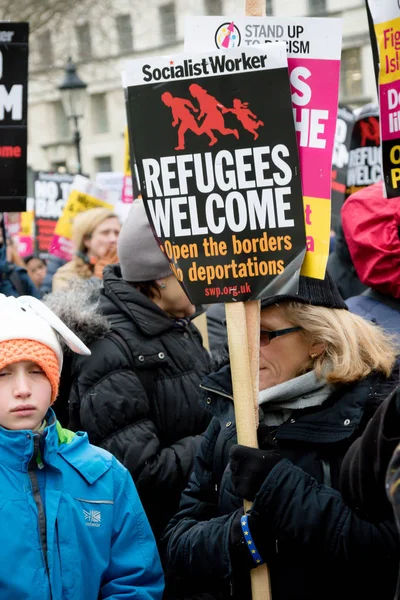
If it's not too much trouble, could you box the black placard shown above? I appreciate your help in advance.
[331,105,354,229]
[34,172,74,255]
[125,47,306,304]
[346,103,381,200]
[0,23,29,212]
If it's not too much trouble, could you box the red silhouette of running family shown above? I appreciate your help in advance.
[161,84,264,150]
[222,99,264,140]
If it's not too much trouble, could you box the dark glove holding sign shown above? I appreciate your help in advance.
[229,444,282,569]
[230,444,281,501]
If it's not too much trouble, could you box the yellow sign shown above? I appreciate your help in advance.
[374,16,400,85]
[124,128,131,176]
[300,196,331,279]
[20,211,34,237]
[54,190,113,240]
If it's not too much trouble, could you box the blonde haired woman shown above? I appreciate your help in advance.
[163,272,400,600]
[52,207,120,291]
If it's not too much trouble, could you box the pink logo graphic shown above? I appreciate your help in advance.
[215,22,241,49]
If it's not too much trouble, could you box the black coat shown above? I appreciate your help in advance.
[340,387,400,522]
[68,265,212,540]
[163,364,400,600]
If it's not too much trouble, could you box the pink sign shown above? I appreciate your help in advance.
[18,236,33,257]
[122,175,133,203]
[289,58,340,201]
[184,16,342,279]
[49,234,73,261]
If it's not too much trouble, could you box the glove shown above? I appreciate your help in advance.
[229,444,281,501]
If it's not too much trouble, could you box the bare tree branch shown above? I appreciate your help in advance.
[0,0,89,33]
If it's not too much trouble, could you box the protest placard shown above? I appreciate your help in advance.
[367,1,400,197]
[331,105,354,229]
[95,172,124,199]
[34,172,74,255]
[345,103,381,199]
[0,23,29,212]
[18,210,34,256]
[123,43,306,306]
[122,127,140,204]
[49,175,114,260]
[4,200,34,257]
[122,128,133,204]
[185,16,342,279]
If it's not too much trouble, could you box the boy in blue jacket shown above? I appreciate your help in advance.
[0,293,164,600]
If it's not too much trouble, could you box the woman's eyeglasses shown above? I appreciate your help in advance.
[260,326,303,347]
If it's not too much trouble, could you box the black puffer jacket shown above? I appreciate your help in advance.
[163,364,400,600]
[50,265,212,541]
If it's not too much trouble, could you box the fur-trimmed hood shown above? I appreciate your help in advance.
[44,275,228,366]
[43,279,110,353]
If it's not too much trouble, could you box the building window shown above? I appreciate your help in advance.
[53,101,70,140]
[116,14,133,53]
[37,30,54,66]
[159,3,177,45]
[95,156,113,172]
[76,22,92,60]
[52,162,68,172]
[308,0,326,15]
[91,94,109,134]
[341,48,363,100]
[204,0,222,15]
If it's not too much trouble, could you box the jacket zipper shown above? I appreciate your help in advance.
[199,384,233,401]
[28,435,52,598]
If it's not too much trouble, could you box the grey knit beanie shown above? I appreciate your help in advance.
[117,199,172,282]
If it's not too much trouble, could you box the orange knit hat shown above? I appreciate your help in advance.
[0,339,60,404]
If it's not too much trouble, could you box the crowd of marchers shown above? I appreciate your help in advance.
[0,178,399,600]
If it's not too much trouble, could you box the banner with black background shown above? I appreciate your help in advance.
[346,103,381,200]
[331,105,354,229]
[0,23,29,212]
[34,172,74,255]
[123,44,306,305]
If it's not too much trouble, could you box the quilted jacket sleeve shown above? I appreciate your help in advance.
[248,459,399,563]
[342,181,400,298]
[164,428,399,587]
[69,335,200,500]
[339,387,400,521]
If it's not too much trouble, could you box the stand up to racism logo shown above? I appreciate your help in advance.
[214,22,241,49]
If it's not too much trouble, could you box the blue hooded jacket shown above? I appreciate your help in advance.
[0,409,164,599]
[346,291,400,337]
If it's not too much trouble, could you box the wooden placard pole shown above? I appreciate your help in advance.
[226,2,272,600]
[226,302,272,600]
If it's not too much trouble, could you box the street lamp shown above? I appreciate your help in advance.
[58,57,87,174]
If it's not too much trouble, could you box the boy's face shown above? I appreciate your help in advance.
[0,361,52,430]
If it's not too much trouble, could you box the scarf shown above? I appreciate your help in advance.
[258,370,333,426]
[171,316,191,328]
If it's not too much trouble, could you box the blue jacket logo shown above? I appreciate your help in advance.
[84,509,101,527]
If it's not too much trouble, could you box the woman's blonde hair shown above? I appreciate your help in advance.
[281,302,399,384]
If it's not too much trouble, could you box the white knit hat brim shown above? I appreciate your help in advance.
[0,295,91,371]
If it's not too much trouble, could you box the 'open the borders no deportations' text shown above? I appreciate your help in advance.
[142,143,311,286]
